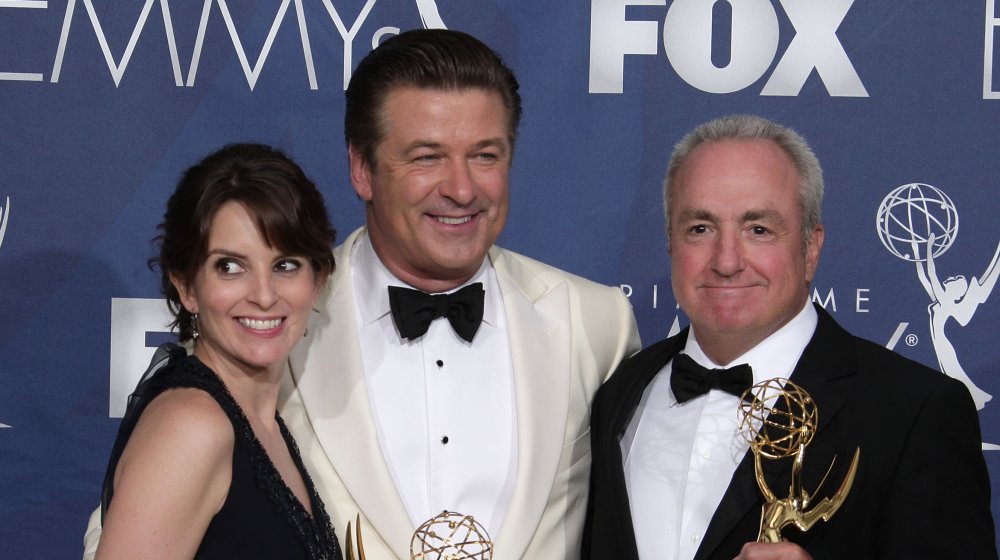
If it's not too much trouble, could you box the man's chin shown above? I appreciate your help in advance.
[693,317,763,342]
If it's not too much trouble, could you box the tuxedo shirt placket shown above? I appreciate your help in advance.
[351,235,517,536]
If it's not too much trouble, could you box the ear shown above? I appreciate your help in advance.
[170,273,199,315]
[804,224,824,283]
[348,143,374,202]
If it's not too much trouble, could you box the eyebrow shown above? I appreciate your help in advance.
[205,248,298,265]
[742,209,786,226]
[676,209,717,222]
[402,137,510,156]
[205,249,246,259]
[674,208,787,225]
[402,140,443,153]
[473,138,510,153]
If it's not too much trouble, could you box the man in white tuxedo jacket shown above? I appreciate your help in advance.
[283,225,638,559]
[84,29,639,560]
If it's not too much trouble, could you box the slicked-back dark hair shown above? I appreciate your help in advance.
[152,143,336,342]
[344,28,522,167]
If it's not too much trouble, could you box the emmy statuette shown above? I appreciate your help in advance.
[346,510,493,560]
[345,514,365,560]
[737,378,860,543]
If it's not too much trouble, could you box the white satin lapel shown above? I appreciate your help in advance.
[490,249,572,560]
[285,228,413,559]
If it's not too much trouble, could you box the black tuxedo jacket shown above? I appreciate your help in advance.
[584,305,996,560]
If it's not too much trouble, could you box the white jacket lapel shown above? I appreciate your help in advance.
[490,247,572,560]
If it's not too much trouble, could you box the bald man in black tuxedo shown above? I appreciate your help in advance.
[583,115,996,560]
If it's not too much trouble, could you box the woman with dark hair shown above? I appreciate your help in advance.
[95,144,342,559]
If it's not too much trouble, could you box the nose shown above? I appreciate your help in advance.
[248,270,278,308]
[711,230,745,277]
[438,160,477,206]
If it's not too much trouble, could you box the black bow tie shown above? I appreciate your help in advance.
[670,353,753,403]
[388,283,485,343]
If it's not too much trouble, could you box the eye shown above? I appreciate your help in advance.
[688,224,709,235]
[750,225,771,235]
[412,152,442,164]
[215,258,245,276]
[274,258,303,274]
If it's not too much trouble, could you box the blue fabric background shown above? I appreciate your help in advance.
[1,1,998,554]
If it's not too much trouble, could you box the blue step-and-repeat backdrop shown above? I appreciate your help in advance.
[2,1,999,555]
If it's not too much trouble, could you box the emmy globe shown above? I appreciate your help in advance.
[737,378,860,543]
[345,510,493,560]
[410,511,493,560]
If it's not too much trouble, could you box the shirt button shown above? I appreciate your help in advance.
[690,533,700,542]
[436,359,444,368]
[701,448,711,459]
[441,435,449,444]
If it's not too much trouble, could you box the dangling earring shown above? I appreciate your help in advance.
[192,313,200,340]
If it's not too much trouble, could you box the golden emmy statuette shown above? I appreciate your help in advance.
[737,378,860,543]
[345,514,365,560]
[411,511,493,560]
[345,510,493,560]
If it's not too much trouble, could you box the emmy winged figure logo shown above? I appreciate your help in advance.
[0,196,9,252]
[413,0,446,28]
[876,183,1000,410]
[1,196,10,429]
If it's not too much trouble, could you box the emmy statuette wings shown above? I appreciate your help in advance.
[346,511,493,560]
[737,378,861,543]
[346,514,365,560]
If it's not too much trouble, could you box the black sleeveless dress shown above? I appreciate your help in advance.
[100,344,342,560]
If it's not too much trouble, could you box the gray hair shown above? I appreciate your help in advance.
[662,114,823,249]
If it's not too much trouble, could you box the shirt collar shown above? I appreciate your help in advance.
[684,301,818,384]
[351,231,500,328]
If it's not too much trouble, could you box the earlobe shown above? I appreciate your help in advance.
[805,225,825,281]
[348,144,374,202]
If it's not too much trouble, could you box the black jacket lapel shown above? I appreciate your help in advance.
[694,305,857,559]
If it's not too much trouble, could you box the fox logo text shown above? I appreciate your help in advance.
[589,0,867,96]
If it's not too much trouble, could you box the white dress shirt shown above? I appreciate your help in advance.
[622,302,818,560]
[351,234,517,536]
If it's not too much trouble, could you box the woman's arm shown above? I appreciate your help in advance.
[96,388,233,560]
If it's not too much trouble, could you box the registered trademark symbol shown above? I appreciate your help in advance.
[905,334,919,347]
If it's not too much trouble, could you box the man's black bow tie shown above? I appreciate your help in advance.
[388,283,485,343]
[670,353,753,403]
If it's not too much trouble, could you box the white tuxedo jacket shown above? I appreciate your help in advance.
[84,227,639,560]
[282,228,639,559]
